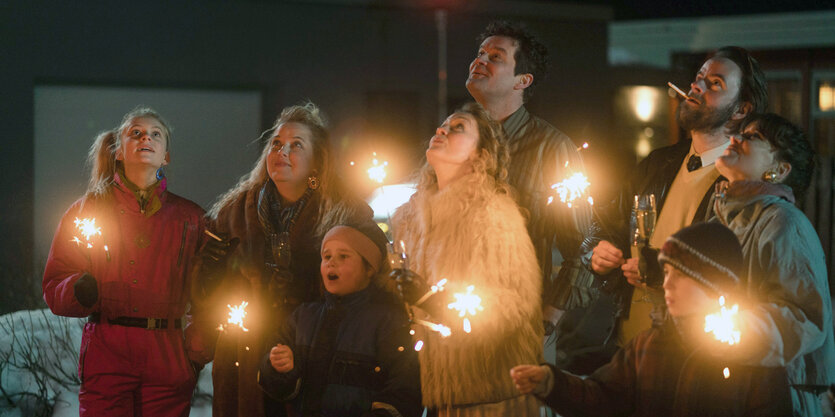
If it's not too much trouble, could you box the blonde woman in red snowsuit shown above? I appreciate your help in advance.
[42,107,207,417]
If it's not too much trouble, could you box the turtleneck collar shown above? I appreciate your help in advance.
[323,284,376,308]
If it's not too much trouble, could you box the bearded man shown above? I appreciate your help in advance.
[589,46,769,347]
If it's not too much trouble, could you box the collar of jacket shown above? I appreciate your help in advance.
[112,170,167,216]
[714,180,794,225]
[501,105,530,140]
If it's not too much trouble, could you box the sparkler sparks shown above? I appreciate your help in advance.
[414,340,424,351]
[415,319,451,337]
[704,296,741,345]
[448,285,483,318]
[415,278,447,306]
[226,301,250,332]
[366,152,389,184]
[72,217,102,248]
[723,367,730,379]
[550,173,593,208]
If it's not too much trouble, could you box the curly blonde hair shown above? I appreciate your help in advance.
[415,102,510,197]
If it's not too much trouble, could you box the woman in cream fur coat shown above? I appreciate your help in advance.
[392,102,544,416]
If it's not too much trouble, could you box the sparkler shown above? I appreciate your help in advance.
[415,319,452,337]
[704,296,741,345]
[71,217,110,260]
[549,172,594,208]
[448,285,483,318]
[414,340,424,351]
[667,82,688,100]
[226,301,250,332]
[72,217,101,248]
[366,152,389,184]
[415,278,447,306]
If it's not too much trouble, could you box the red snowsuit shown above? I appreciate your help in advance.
[43,174,207,417]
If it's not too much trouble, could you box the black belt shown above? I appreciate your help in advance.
[88,313,182,330]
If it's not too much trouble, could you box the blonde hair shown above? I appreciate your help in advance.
[415,102,510,198]
[85,107,171,199]
[210,102,349,231]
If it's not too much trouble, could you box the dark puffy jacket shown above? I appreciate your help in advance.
[258,285,421,417]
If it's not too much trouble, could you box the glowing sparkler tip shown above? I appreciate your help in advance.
[463,318,472,333]
[705,297,741,345]
[551,172,592,207]
[448,285,483,318]
[414,340,424,351]
[723,367,730,379]
[350,161,355,166]
[227,301,250,332]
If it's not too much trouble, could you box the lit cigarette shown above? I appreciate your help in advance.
[667,82,688,99]
[204,229,223,242]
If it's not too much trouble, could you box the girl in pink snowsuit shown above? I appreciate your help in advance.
[43,107,208,416]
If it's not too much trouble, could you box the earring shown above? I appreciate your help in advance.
[155,167,166,180]
[307,175,320,190]
[763,170,778,183]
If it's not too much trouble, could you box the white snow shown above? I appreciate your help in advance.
[0,309,213,417]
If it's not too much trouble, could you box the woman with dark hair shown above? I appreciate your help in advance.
[713,112,834,417]
[43,107,205,416]
[193,102,373,417]
[392,102,543,416]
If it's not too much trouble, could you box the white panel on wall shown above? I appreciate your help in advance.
[34,86,262,270]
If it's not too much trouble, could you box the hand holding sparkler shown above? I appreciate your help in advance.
[73,273,98,308]
[269,343,294,373]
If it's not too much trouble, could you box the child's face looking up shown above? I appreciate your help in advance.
[662,264,715,317]
[321,240,373,296]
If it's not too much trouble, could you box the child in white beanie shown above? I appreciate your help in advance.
[258,221,421,417]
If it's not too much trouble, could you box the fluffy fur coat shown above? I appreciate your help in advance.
[392,173,543,409]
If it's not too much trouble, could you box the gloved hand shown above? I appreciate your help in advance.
[389,268,428,305]
[199,232,239,265]
[194,233,239,299]
[74,273,98,308]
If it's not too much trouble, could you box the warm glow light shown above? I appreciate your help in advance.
[74,217,102,241]
[630,86,660,122]
[414,340,424,351]
[704,296,740,345]
[367,153,389,183]
[463,318,472,333]
[636,137,652,158]
[723,367,730,379]
[227,301,249,332]
[448,285,483,318]
[377,222,390,234]
[368,184,416,221]
[550,173,592,208]
[820,84,834,111]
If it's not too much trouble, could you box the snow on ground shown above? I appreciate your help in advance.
[0,309,212,417]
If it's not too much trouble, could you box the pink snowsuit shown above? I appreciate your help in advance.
[43,174,208,417]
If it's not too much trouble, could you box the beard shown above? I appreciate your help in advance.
[677,99,738,133]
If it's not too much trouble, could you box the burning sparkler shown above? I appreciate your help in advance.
[448,285,483,318]
[366,152,389,184]
[549,172,594,208]
[415,319,452,337]
[71,217,110,260]
[415,278,447,306]
[226,301,249,332]
[704,296,740,346]
[72,217,101,248]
